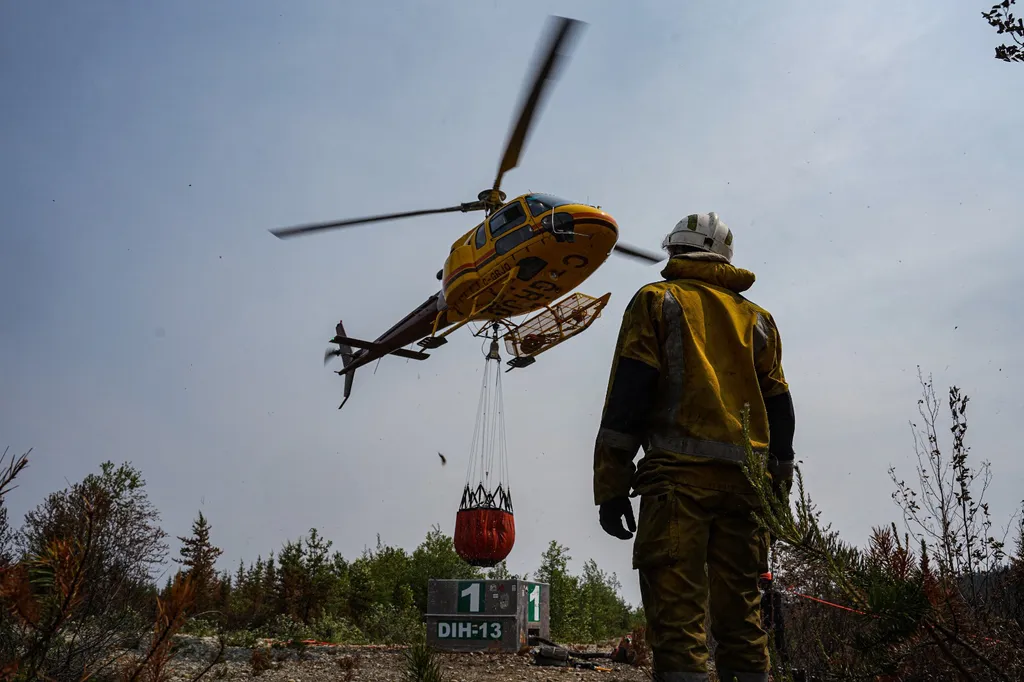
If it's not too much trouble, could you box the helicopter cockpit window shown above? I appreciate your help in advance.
[526,197,549,216]
[473,222,487,249]
[488,201,527,239]
[526,194,572,217]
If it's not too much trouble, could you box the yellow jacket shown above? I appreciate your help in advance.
[593,254,793,503]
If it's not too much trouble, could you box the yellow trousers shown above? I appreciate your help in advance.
[633,483,770,681]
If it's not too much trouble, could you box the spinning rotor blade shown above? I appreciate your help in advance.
[612,242,665,264]
[270,203,483,239]
[492,16,586,193]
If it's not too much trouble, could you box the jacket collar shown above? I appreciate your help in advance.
[660,253,756,293]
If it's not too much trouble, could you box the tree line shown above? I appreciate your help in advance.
[169,510,640,648]
[0,452,639,679]
[3,369,1023,681]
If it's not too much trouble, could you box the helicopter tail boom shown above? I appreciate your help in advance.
[329,292,451,409]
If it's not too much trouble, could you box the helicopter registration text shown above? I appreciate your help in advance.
[478,261,513,290]
[485,253,591,319]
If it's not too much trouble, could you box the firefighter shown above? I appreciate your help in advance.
[593,212,796,682]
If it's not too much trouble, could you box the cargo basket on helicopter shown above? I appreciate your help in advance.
[502,292,610,370]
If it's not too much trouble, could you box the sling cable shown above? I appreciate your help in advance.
[454,323,515,567]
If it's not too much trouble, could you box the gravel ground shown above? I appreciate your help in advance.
[159,637,653,682]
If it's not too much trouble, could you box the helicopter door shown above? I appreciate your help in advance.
[496,225,534,256]
[489,201,533,256]
[488,201,527,241]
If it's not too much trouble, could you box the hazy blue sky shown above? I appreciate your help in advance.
[2,0,1022,607]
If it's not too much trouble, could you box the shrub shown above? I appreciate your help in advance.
[254,613,315,641]
[14,459,169,678]
[223,628,260,648]
[249,646,272,676]
[311,613,365,644]
[337,653,360,681]
[742,370,1024,680]
[402,642,448,682]
[360,602,425,645]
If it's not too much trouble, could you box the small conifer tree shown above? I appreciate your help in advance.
[175,510,224,616]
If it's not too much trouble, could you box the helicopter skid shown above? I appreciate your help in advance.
[506,356,537,371]
[418,336,448,350]
[418,265,521,349]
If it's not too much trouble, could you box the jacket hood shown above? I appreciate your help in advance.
[660,253,756,293]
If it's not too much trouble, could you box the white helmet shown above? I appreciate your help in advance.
[662,212,734,262]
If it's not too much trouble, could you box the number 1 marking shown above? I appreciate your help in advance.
[529,584,540,621]
[461,582,480,612]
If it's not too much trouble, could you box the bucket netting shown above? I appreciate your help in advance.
[454,325,515,567]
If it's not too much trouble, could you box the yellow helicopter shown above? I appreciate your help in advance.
[270,16,665,408]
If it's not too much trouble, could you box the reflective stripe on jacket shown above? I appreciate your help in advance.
[593,254,790,504]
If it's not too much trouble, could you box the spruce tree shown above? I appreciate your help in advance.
[217,571,232,619]
[261,552,276,625]
[175,510,224,615]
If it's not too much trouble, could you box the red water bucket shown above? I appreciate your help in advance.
[453,506,515,567]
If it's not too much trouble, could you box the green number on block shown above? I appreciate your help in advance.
[458,582,482,613]
[527,583,541,622]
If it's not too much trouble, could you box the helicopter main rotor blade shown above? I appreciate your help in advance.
[492,16,586,194]
[612,242,665,264]
[269,203,484,239]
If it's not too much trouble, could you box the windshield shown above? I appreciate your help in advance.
[526,193,574,217]
[527,194,573,208]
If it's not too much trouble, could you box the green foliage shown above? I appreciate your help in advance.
[308,613,366,644]
[1,450,639,664]
[360,601,425,645]
[193,525,637,647]
[255,613,316,641]
[982,0,1024,63]
[11,459,169,679]
[579,559,632,641]
[0,506,12,566]
[175,510,224,615]
[0,453,220,682]
[407,525,483,612]
[181,616,221,637]
[355,535,413,609]
[0,473,16,666]
[535,540,581,640]
[534,540,634,642]
[486,560,512,580]
[222,628,261,648]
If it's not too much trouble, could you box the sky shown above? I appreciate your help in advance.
[2,0,1023,609]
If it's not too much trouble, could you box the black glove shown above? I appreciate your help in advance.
[767,459,794,499]
[599,497,636,540]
